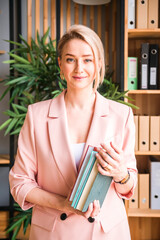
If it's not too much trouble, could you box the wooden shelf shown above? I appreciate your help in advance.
[0,155,10,165]
[0,50,5,54]
[135,151,160,156]
[128,208,160,218]
[128,29,160,39]
[128,90,160,94]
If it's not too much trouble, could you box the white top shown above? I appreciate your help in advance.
[71,143,85,170]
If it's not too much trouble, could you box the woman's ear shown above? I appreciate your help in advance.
[58,57,61,69]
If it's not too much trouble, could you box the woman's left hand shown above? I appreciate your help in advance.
[96,142,128,182]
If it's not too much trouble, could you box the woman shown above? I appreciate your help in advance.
[9,25,137,240]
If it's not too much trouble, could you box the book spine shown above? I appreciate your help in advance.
[69,146,94,201]
[71,151,97,208]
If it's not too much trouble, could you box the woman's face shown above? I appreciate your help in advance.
[58,38,96,92]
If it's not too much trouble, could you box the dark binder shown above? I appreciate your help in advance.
[140,43,149,89]
[149,44,159,89]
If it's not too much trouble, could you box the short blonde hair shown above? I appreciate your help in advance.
[57,24,105,90]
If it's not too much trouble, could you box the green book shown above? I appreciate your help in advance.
[82,173,112,212]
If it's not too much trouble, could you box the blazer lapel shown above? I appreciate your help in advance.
[79,92,111,170]
[48,91,77,189]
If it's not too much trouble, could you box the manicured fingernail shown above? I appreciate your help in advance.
[95,147,100,151]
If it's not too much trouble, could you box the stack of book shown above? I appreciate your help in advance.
[69,146,112,212]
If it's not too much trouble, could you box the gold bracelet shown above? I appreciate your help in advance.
[114,171,130,184]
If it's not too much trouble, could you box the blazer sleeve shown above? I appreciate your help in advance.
[9,105,40,210]
[115,106,138,199]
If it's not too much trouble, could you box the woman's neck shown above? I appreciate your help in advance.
[64,88,96,110]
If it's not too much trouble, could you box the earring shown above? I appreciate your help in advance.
[60,72,65,80]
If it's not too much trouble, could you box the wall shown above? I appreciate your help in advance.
[0,0,10,155]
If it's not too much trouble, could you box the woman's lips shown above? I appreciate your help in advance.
[72,76,87,80]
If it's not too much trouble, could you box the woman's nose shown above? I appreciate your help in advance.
[75,60,83,73]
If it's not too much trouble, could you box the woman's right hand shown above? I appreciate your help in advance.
[26,187,100,219]
[58,196,100,219]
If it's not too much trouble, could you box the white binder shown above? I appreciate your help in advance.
[150,156,160,209]
[128,0,135,29]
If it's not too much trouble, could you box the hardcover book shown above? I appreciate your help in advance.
[69,146,112,212]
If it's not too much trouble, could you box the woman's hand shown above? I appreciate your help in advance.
[58,196,100,219]
[96,142,128,182]
[26,187,100,219]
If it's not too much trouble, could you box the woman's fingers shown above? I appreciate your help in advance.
[84,200,100,219]
[100,143,122,162]
[84,202,93,218]
[90,200,100,218]
[96,149,117,169]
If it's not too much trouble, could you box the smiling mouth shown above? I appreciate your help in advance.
[72,76,87,80]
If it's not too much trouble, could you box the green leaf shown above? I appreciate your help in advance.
[5,118,18,135]
[0,118,12,131]
[9,53,30,64]
[117,100,139,109]
[4,39,23,47]
[4,110,17,117]
[11,223,22,240]
[29,51,36,66]
[5,76,29,86]
[23,216,31,234]
[110,85,119,99]
[6,215,27,233]
[0,86,11,101]
[3,60,16,64]
[11,127,22,135]
[19,34,30,48]
[12,64,35,70]
[42,27,50,44]
[11,104,27,113]
[11,103,20,114]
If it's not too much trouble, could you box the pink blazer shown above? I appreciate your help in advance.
[9,90,137,240]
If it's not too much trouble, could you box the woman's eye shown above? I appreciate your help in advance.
[84,59,92,63]
[66,58,74,63]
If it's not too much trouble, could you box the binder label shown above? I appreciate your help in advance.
[142,64,148,88]
[150,67,157,85]
[129,0,135,7]
[129,59,137,78]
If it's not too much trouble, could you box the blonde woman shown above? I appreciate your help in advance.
[9,25,137,240]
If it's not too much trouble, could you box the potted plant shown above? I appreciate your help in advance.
[0,29,138,240]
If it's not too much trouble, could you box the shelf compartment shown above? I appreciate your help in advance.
[128,208,160,218]
[127,93,160,115]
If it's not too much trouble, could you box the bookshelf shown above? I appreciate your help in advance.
[125,0,160,239]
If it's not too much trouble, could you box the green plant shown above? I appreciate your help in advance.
[0,29,138,240]
[5,203,32,239]
[0,28,66,136]
[98,69,138,109]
